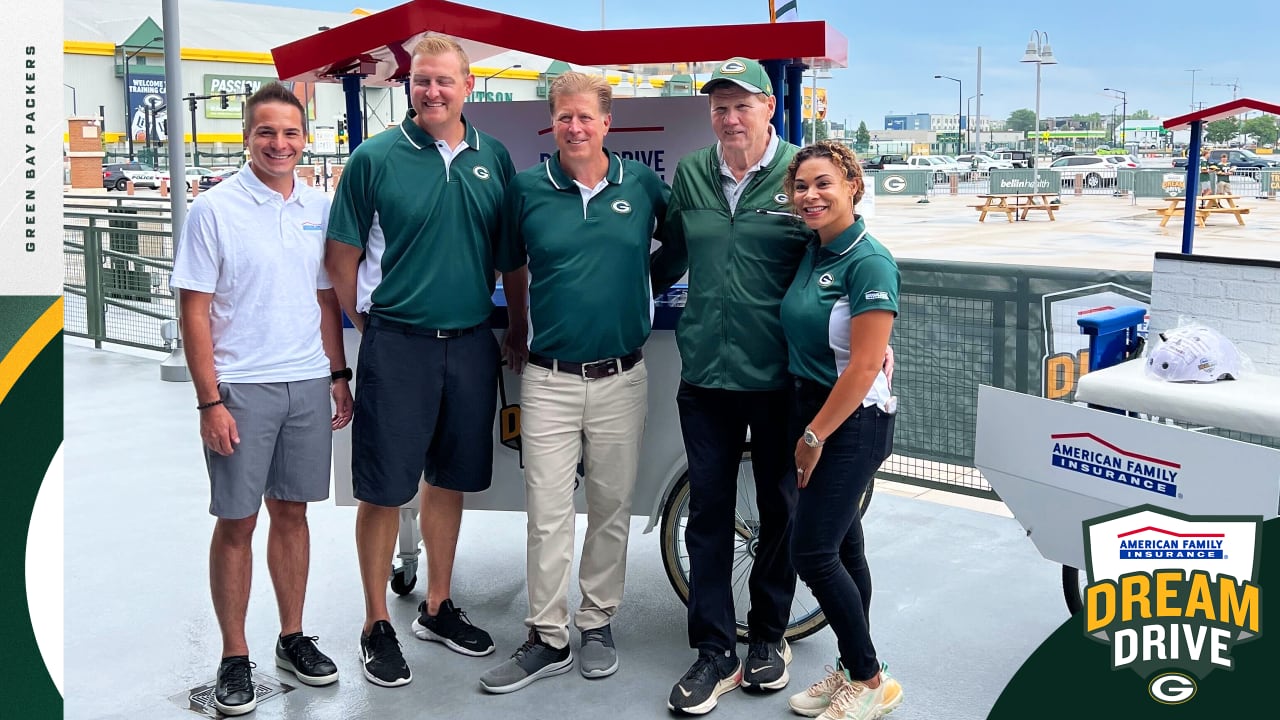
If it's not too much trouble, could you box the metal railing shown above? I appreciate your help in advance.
[64,209,176,352]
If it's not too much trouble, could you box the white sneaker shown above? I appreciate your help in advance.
[876,667,904,716]
[818,678,883,720]
[788,665,847,717]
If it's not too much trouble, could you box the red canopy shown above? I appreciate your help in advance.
[271,0,848,86]
[1163,97,1280,130]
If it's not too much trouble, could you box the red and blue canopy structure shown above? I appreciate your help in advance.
[1163,97,1280,253]
[270,0,847,150]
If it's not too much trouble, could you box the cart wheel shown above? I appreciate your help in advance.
[658,450,876,644]
[390,565,417,596]
[1062,565,1085,615]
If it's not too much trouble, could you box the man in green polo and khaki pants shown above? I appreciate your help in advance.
[479,71,672,694]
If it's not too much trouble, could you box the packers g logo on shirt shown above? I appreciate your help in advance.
[818,273,835,288]
[472,166,491,180]
[611,200,632,214]
[774,193,788,204]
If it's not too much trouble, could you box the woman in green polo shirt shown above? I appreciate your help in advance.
[778,141,904,720]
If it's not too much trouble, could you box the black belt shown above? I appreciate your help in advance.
[528,349,642,380]
[368,315,481,339]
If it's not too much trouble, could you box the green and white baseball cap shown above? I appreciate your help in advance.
[701,57,773,96]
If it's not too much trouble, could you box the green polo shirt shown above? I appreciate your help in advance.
[780,217,899,402]
[327,111,516,329]
[499,150,670,362]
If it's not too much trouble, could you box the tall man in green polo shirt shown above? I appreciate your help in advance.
[479,71,671,694]
[650,57,812,715]
[325,35,529,688]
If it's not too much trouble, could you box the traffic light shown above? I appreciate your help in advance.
[336,116,347,137]
[219,92,228,109]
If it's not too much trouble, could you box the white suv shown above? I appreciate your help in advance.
[1046,155,1118,188]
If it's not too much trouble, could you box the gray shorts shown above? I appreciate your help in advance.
[206,378,333,519]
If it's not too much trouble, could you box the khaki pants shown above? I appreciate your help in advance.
[521,359,648,649]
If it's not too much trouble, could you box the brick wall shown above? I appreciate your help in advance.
[1150,253,1280,375]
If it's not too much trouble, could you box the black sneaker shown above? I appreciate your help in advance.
[214,656,257,716]
[360,620,412,687]
[741,637,791,691]
[275,633,339,686]
[410,598,495,656]
[478,629,574,693]
[667,649,743,715]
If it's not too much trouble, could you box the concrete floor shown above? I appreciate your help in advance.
[64,339,1070,720]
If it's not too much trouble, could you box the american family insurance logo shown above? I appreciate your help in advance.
[1050,432,1179,497]
[1083,507,1263,705]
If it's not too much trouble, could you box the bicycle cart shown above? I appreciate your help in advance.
[975,308,1280,614]
[333,287,873,642]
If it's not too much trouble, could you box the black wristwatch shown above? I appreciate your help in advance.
[331,367,353,382]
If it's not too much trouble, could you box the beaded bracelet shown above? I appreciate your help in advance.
[196,399,225,411]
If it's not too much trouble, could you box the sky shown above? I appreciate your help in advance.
[240,0,1279,130]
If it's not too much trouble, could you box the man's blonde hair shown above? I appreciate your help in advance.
[547,71,613,115]
[412,34,470,75]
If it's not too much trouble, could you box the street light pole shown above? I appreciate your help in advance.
[934,75,961,154]
[967,93,982,152]
[1020,31,1057,193]
[122,35,162,162]
[1186,68,1202,111]
[1104,87,1127,149]
[63,83,78,116]
[482,63,523,99]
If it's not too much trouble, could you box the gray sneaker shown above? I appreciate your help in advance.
[479,630,573,694]
[579,625,618,678]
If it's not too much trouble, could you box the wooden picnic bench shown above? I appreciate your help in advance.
[970,193,1065,222]
[1149,194,1250,227]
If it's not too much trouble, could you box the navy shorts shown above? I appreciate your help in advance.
[351,317,499,506]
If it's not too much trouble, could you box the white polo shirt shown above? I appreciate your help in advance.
[717,127,780,214]
[171,166,333,384]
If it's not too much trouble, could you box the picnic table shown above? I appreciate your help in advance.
[969,193,1065,222]
[1149,194,1250,227]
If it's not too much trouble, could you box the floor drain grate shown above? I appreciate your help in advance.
[169,675,293,717]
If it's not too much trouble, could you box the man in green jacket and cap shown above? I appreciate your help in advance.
[651,56,811,715]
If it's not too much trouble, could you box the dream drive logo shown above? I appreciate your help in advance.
[1082,506,1263,706]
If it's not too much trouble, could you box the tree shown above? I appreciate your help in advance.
[801,119,829,144]
[1205,118,1240,144]
[1129,109,1152,120]
[1242,115,1279,146]
[855,121,871,149]
[1006,109,1036,133]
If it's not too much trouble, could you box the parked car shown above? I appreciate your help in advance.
[198,168,238,190]
[904,155,966,181]
[956,154,1014,172]
[1173,148,1280,169]
[862,154,906,170]
[1046,155,1118,188]
[1103,155,1140,169]
[160,166,217,189]
[992,150,1034,168]
[102,162,161,191]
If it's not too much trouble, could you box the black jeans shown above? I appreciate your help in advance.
[676,381,798,653]
[791,378,894,682]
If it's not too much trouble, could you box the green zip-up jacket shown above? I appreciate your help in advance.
[650,141,814,391]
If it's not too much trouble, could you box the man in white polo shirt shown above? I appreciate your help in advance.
[171,82,353,717]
